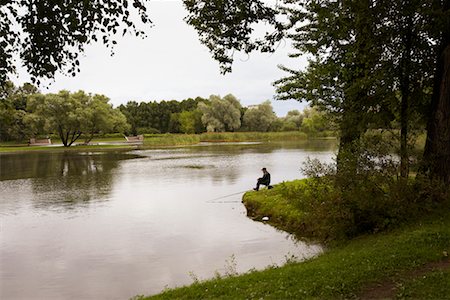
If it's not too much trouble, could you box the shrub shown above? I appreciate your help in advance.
[284,137,450,242]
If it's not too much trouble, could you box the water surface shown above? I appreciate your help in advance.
[0,141,335,299]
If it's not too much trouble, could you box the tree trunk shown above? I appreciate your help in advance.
[400,93,409,178]
[68,130,82,147]
[336,106,365,173]
[399,19,412,179]
[84,131,94,144]
[58,125,68,147]
[422,41,450,183]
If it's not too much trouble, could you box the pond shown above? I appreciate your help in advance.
[0,140,336,299]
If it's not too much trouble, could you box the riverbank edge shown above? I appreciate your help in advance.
[0,132,336,154]
[141,180,450,299]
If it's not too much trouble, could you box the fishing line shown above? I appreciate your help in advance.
[206,190,249,203]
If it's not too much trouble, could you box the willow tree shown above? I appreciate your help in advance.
[27,91,129,146]
[198,94,242,132]
[243,101,277,132]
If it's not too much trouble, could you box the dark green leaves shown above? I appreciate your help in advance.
[0,0,152,87]
[183,0,283,74]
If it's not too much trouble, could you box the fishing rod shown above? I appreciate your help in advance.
[206,190,249,203]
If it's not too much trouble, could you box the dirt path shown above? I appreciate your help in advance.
[358,258,449,299]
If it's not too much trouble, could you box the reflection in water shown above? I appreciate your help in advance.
[0,141,336,300]
[0,151,142,211]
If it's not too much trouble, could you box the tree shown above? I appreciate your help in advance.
[82,94,130,144]
[301,107,331,136]
[421,0,450,183]
[275,0,392,171]
[0,0,151,91]
[118,97,208,134]
[179,110,204,134]
[284,110,303,130]
[184,0,449,182]
[183,0,282,74]
[0,82,38,141]
[243,101,277,132]
[198,94,242,132]
[27,90,129,146]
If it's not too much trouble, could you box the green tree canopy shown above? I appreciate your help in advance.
[243,101,277,132]
[27,90,129,146]
[301,107,332,136]
[82,94,130,144]
[198,94,242,132]
[283,110,303,131]
[178,110,204,134]
[0,82,38,141]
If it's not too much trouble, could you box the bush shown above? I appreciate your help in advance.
[277,137,450,242]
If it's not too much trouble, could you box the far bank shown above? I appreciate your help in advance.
[0,131,335,153]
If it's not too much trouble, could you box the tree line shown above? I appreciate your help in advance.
[0,82,333,145]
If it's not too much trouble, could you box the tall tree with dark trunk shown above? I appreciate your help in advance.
[422,0,450,183]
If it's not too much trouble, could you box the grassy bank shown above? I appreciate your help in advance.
[138,181,449,299]
[0,131,331,153]
[198,131,311,142]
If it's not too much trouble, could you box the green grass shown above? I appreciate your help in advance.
[143,134,200,146]
[243,180,309,237]
[199,131,311,142]
[0,132,334,153]
[397,269,450,299]
[139,213,450,299]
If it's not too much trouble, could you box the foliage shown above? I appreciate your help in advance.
[183,0,283,74]
[0,82,38,141]
[281,109,303,131]
[243,132,448,243]
[118,97,207,134]
[185,0,449,183]
[300,107,333,136]
[198,94,242,132]
[0,0,151,89]
[242,101,277,132]
[27,90,129,146]
[82,94,130,143]
[247,173,449,243]
[179,110,203,134]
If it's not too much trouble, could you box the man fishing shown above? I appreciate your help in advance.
[254,167,272,191]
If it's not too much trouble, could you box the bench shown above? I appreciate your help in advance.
[29,138,52,146]
[124,135,144,144]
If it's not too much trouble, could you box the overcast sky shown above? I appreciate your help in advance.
[12,0,308,117]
